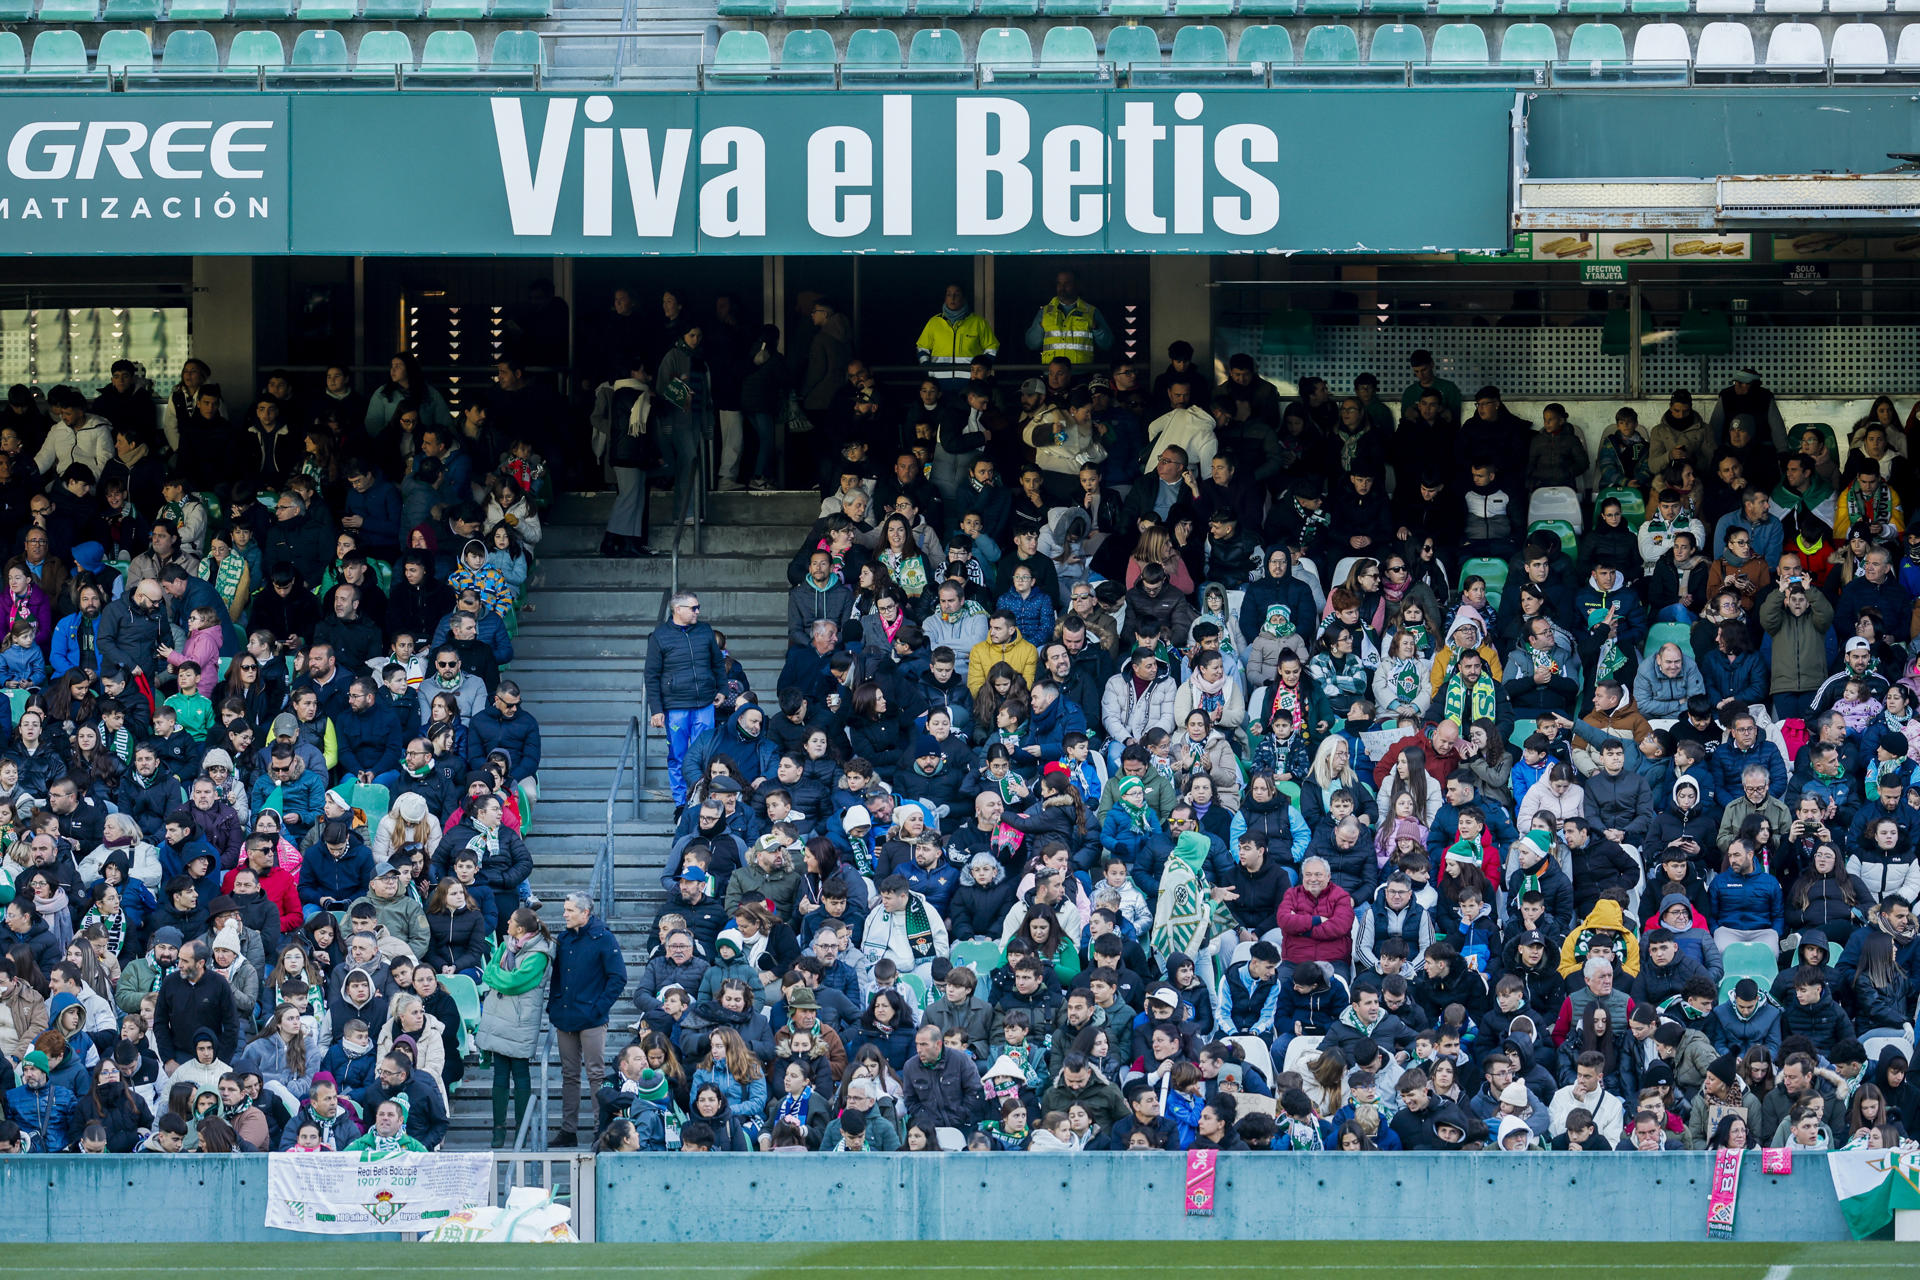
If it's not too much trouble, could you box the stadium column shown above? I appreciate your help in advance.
[1149,255,1211,381]
[192,256,259,403]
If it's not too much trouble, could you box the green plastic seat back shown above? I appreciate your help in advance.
[1501,22,1559,60]
[908,28,964,64]
[355,29,415,67]
[1432,21,1491,62]
[30,30,88,70]
[1568,21,1627,60]
[491,29,544,68]
[228,30,287,70]
[0,33,29,72]
[98,28,156,71]
[1104,24,1161,66]
[845,28,903,63]
[1236,25,1294,63]
[714,29,773,65]
[1170,24,1228,63]
[781,28,836,66]
[421,29,479,69]
[1302,24,1360,61]
[1040,25,1097,62]
[1368,22,1427,61]
[976,27,1034,66]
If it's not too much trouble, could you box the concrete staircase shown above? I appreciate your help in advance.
[440,485,816,1148]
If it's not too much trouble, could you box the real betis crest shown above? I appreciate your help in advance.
[364,1190,404,1224]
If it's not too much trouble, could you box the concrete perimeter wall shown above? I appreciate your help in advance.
[0,1152,1856,1243]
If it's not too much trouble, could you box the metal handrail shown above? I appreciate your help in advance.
[594,715,643,922]
[512,1026,555,1152]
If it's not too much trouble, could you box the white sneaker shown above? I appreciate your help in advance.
[714,478,745,492]
[748,477,771,493]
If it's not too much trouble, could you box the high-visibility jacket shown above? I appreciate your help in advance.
[1035,299,1101,364]
[915,311,999,379]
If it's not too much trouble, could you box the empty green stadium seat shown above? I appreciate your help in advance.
[979,0,1038,14]
[103,0,162,17]
[421,29,478,68]
[429,0,488,15]
[291,29,349,67]
[296,0,358,15]
[1370,0,1427,12]
[1104,23,1161,64]
[1502,0,1559,11]
[167,0,230,16]
[1369,22,1426,60]
[359,0,423,15]
[231,0,292,16]
[914,0,973,14]
[1501,21,1557,59]
[356,30,414,66]
[713,28,772,71]
[1174,0,1233,13]
[1108,0,1166,15]
[716,0,776,14]
[1432,21,1490,59]
[98,27,154,70]
[781,28,836,66]
[908,27,965,64]
[1040,24,1097,60]
[488,0,548,14]
[848,0,907,14]
[1629,0,1685,9]
[1568,20,1627,58]
[845,27,902,63]
[1301,23,1359,60]
[29,30,87,70]
[0,33,21,71]
[1301,0,1361,12]
[976,26,1034,65]
[1435,0,1494,10]
[1236,24,1293,62]
[1566,0,1625,9]
[161,29,219,67]
[0,0,33,18]
[228,30,286,69]
[1238,0,1296,11]
[1170,23,1228,62]
[491,29,542,67]
[782,0,843,14]
[1046,0,1102,12]
[38,0,101,20]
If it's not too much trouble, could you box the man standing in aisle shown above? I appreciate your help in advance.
[645,592,726,811]
[1025,271,1114,367]
[548,894,627,1147]
[917,285,999,384]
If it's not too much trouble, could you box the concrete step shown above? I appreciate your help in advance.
[521,587,788,623]
[534,555,792,590]
[555,489,819,527]
[539,524,808,557]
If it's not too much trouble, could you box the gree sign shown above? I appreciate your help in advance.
[0,89,1512,256]
[0,97,287,254]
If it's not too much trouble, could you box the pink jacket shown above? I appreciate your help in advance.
[1275,883,1355,965]
[167,626,222,675]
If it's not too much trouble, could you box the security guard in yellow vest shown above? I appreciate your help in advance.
[1024,270,1114,366]
[915,284,1000,382]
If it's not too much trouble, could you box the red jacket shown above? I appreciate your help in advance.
[222,862,303,933]
[1275,883,1355,965]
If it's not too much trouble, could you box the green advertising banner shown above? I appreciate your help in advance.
[0,96,288,254]
[0,89,1513,256]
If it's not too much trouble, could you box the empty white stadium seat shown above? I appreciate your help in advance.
[1696,21,1757,66]
[1833,21,1892,64]
[1898,22,1920,61]
[1766,21,1825,63]
[1696,0,1754,11]
[1631,22,1691,65]
[1831,0,1888,9]
[1763,0,1821,11]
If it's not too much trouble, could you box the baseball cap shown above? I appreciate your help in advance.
[1147,986,1179,1009]
[1019,377,1046,396]
[1846,637,1872,655]
[677,865,706,882]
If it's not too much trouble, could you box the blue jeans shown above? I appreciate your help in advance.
[1654,604,1696,625]
[749,410,778,484]
[665,705,715,804]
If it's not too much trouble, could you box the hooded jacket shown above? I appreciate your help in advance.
[1632,650,1706,719]
[1557,900,1641,978]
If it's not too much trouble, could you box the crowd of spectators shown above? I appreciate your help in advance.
[0,352,554,1155]
[628,277,1920,1156]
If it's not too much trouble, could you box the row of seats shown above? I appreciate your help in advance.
[715,18,1920,61]
[723,0,1920,16]
[0,0,548,19]
[0,25,542,67]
